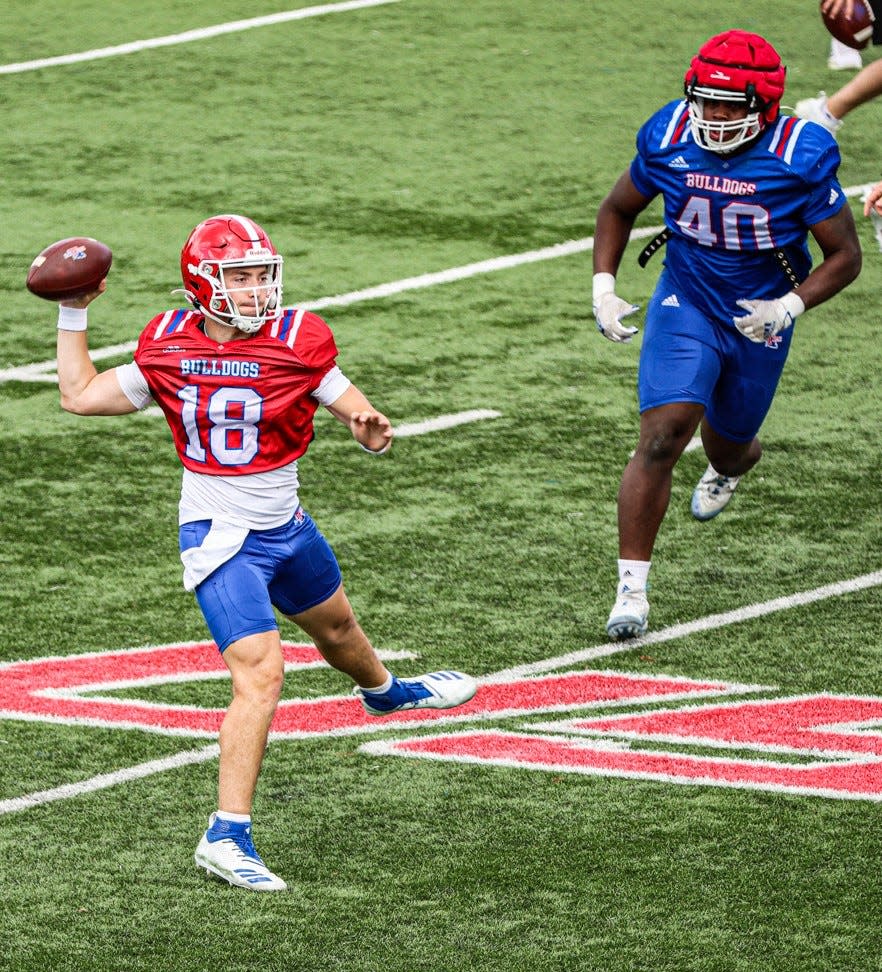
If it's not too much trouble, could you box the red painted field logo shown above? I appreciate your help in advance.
[4,642,882,800]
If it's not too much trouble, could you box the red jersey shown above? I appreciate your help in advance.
[134,308,338,475]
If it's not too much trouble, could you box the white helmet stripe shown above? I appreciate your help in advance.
[216,213,263,245]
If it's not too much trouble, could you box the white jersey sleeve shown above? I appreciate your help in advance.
[115,361,153,410]
[311,365,351,406]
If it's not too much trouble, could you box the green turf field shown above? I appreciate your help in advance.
[2,2,882,969]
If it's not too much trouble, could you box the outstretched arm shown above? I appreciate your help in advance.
[324,383,393,454]
[826,57,882,120]
[55,284,138,416]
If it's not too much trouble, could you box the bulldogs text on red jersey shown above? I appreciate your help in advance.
[134,308,338,475]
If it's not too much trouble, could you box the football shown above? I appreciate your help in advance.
[821,0,876,49]
[26,237,113,301]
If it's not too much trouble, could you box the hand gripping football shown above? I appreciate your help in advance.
[26,237,112,301]
[821,0,876,50]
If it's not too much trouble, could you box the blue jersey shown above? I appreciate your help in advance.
[629,100,846,324]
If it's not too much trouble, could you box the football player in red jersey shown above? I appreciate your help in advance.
[51,214,477,892]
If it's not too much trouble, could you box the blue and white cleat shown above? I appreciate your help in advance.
[606,583,650,640]
[691,464,741,521]
[354,671,477,716]
[195,814,287,891]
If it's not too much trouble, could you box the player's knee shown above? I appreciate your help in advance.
[315,608,362,653]
[639,429,686,467]
[250,671,284,710]
[330,610,362,647]
[232,654,285,707]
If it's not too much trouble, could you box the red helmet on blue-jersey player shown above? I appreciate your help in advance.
[684,30,787,153]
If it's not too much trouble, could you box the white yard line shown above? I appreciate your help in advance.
[394,409,501,437]
[0,0,401,75]
[0,225,666,385]
[137,405,502,435]
[489,570,882,681]
[6,183,875,385]
[3,569,880,814]
[0,745,219,815]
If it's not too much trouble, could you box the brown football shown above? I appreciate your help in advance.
[26,237,112,301]
[821,0,876,50]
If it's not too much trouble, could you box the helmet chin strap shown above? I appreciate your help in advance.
[229,315,264,335]
[203,301,263,334]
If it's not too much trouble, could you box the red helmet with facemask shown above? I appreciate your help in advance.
[179,214,283,333]
[684,30,787,153]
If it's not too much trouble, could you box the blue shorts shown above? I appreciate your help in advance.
[638,274,793,443]
[179,510,342,653]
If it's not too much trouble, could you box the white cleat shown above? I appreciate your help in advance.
[354,671,477,716]
[195,815,287,891]
[606,584,649,640]
[691,464,741,521]
[793,92,842,134]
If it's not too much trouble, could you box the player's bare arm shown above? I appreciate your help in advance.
[592,171,655,344]
[593,171,654,277]
[325,384,393,454]
[798,204,863,310]
[56,284,138,416]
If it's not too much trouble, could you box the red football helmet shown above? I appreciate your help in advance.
[179,214,283,333]
[684,30,786,153]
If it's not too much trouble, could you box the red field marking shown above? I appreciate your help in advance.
[567,694,882,757]
[0,643,739,737]
[0,642,320,735]
[364,693,882,800]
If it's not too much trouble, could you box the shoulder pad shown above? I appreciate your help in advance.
[766,115,841,182]
[141,309,200,345]
[268,308,338,367]
[636,100,692,155]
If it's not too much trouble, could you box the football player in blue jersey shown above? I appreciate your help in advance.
[592,29,862,640]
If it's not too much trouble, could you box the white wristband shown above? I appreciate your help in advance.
[593,272,616,302]
[57,305,88,331]
[779,291,806,319]
[360,441,391,455]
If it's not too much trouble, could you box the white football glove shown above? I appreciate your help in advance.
[733,292,805,343]
[593,273,640,344]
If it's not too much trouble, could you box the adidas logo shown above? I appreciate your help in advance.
[829,188,840,205]
[661,294,680,307]
[668,155,690,169]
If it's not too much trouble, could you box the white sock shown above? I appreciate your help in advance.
[216,810,251,824]
[707,463,741,483]
[618,559,651,589]
[359,671,393,694]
